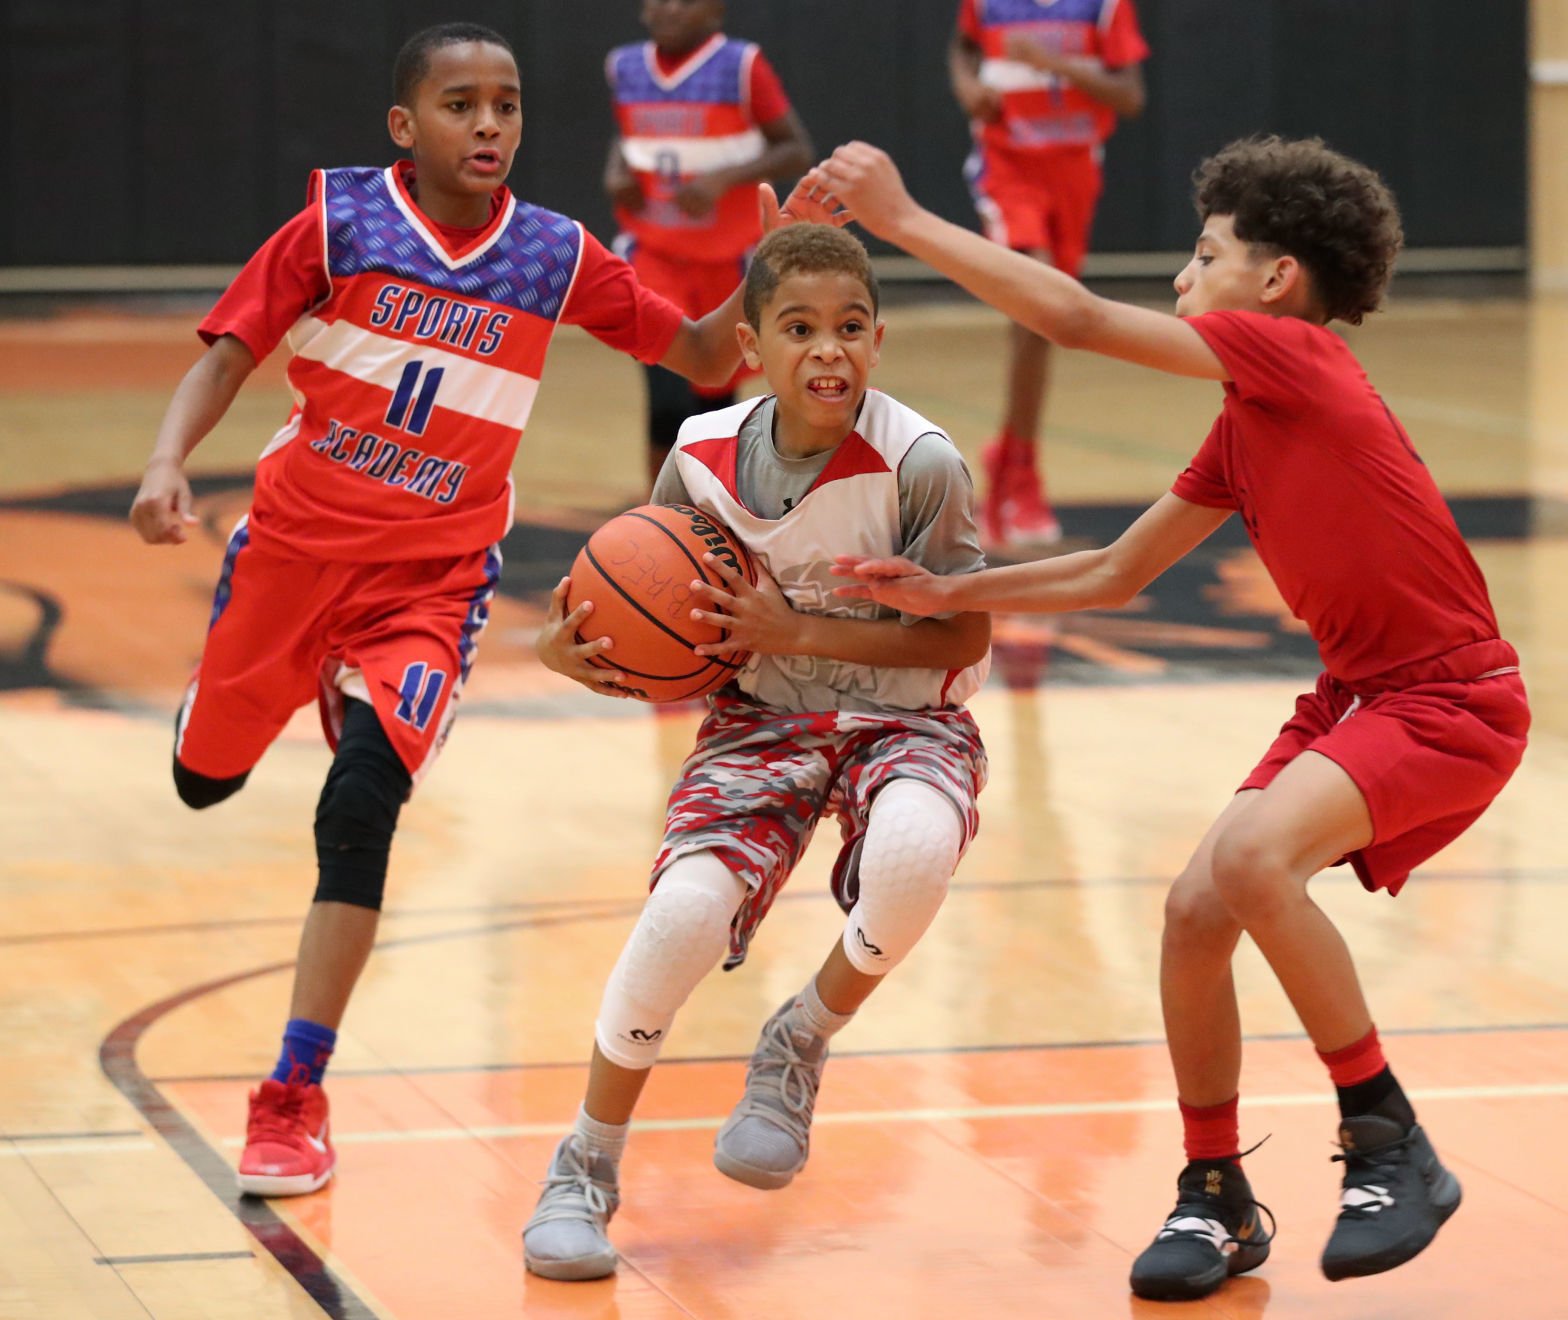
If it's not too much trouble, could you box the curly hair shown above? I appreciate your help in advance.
[743,224,879,328]
[393,23,514,106]
[1192,136,1404,326]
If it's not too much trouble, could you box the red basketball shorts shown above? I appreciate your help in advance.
[624,242,754,398]
[653,691,988,967]
[965,142,1103,274]
[1240,665,1529,894]
[175,517,502,785]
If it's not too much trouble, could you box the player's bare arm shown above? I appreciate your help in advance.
[534,576,630,698]
[130,334,257,545]
[676,109,814,220]
[834,493,1231,617]
[808,144,1228,382]
[691,553,990,669]
[604,139,643,212]
[948,30,1002,122]
[1000,33,1146,117]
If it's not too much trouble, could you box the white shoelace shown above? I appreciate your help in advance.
[727,1016,822,1149]
[1157,1214,1235,1255]
[528,1140,616,1229]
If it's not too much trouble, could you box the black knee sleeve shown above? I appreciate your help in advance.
[172,760,251,810]
[312,699,412,911]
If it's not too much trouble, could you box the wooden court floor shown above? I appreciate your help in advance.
[3,290,1568,1318]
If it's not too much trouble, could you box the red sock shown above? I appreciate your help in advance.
[1179,1095,1241,1163]
[1317,1026,1386,1088]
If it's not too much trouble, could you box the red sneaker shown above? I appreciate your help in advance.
[236,1078,335,1196]
[977,439,1015,546]
[978,439,1063,547]
[999,465,1063,545]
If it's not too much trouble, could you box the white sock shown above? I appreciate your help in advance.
[796,976,855,1040]
[574,1104,628,1165]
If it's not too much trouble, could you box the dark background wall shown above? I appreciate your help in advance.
[0,0,1528,268]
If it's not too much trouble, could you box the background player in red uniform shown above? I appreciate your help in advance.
[816,137,1529,1299]
[607,0,813,485]
[951,0,1147,545]
[128,21,802,1202]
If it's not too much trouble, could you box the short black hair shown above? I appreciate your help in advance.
[1193,135,1404,325]
[743,225,879,328]
[393,22,514,106]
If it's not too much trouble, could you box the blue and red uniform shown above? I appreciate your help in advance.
[959,0,1148,272]
[607,33,794,396]
[179,162,683,781]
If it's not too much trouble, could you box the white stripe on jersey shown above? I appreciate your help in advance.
[380,167,518,272]
[287,316,542,430]
[620,129,767,175]
[979,57,1066,92]
[257,411,303,462]
[641,33,729,92]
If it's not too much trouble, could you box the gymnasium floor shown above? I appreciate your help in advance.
[2,287,1566,1319]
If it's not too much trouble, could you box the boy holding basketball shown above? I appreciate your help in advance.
[525,223,991,1280]
[127,21,804,1200]
[818,138,1529,1296]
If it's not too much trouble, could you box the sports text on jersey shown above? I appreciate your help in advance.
[309,418,468,506]
[366,283,512,356]
[625,105,709,136]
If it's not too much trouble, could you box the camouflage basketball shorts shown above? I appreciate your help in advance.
[652,691,988,967]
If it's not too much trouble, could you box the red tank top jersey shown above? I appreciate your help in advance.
[607,33,792,261]
[1172,311,1509,688]
[959,0,1147,154]
[200,162,684,562]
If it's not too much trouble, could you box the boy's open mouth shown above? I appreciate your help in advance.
[807,376,850,400]
[467,150,503,173]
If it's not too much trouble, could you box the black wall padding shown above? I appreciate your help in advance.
[0,0,1526,267]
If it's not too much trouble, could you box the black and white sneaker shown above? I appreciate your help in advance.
[1321,1116,1461,1281]
[1129,1160,1274,1301]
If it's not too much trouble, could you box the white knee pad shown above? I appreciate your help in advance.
[843,779,963,975]
[594,852,747,1069]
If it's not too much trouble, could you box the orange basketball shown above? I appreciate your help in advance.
[566,503,758,703]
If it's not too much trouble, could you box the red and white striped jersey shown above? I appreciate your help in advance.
[246,165,585,562]
[959,0,1148,154]
[607,34,788,261]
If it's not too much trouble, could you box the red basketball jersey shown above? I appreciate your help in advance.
[607,34,791,261]
[200,163,684,563]
[1172,310,1509,688]
[958,0,1148,154]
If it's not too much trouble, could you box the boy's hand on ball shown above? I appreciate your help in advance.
[690,555,794,657]
[535,577,631,697]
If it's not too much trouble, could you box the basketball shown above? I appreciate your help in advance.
[566,503,758,702]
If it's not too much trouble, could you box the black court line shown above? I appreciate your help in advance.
[101,882,1568,1315]
[0,892,630,948]
[148,1020,1568,1086]
[97,905,648,1320]
[95,1250,255,1266]
[3,1127,145,1141]
[27,864,1568,951]
[101,959,378,1320]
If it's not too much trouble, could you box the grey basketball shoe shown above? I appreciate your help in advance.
[713,998,829,1190]
[522,1135,620,1281]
